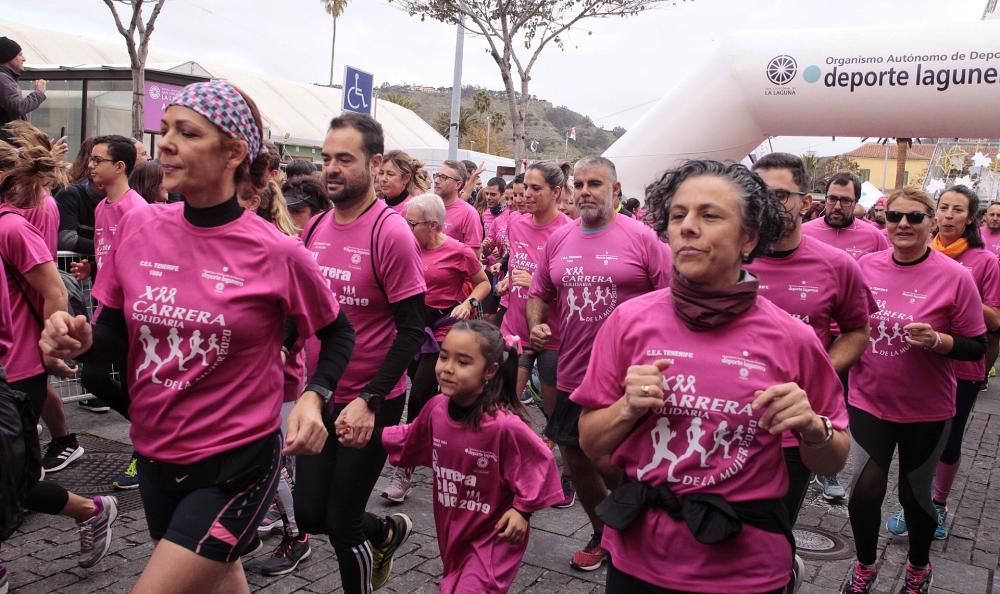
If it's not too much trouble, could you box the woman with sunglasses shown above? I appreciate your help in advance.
[843,187,987,594]
[881,185,1000,543]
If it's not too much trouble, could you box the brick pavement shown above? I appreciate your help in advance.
[2,386,998,593]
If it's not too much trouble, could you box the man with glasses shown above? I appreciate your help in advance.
[433,160,483,257]
[747,154,875,550]
[804,172,889,260]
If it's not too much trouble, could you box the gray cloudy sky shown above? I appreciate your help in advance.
[5,0,989,156]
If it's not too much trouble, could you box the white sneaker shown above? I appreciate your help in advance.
[381,466,413,503]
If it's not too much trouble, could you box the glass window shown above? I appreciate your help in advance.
[859,169,871,183]
[18,79,84,157]
[86,80,134,139]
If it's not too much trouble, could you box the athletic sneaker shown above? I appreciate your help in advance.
[816,474,846,501]
[841,561,878,594]
[981,380,990,392]
[257,503,284,535]
[78,396,110,413]
[790,554,804,593]
[886,507,908,536]
[933,503,948,540]
[371,513,413,590]
[0,563,8,594]
[78,495,118,568]
[381,466,413,504]
[242,534,263,557]
[553,474,576,509]
[900,562,933,594]
[570,532,607,571]
[112,453,140,490]
[42,433,84,472]
[259,532,311,576]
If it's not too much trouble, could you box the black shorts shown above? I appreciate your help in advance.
[518,349,557,388]
[137,432,281,562]
[544,389,582,447]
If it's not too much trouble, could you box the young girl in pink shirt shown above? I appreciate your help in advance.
[343,320,563,594]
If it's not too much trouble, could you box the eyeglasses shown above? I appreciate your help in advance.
[772,189,808,201]
[433,173,460,182]
[89,156,115,165]
[885,210,930,224]
[406,220,433,229]
[826,195,856,207]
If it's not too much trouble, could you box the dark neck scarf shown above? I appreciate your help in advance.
[670,268,759,331]
[184,196,242,227]
[489,204,504,216]
[385,190,408,208]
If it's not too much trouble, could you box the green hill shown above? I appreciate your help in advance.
[378,83,625,161]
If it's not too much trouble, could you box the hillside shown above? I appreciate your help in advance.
[378,83,624,161]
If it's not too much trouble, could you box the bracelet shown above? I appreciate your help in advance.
[926,331,942,351]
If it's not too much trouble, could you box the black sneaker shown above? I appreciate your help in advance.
[259,533,311,576]
[371,513,412,589]
[42,434,85,472]
[78,396,110,413]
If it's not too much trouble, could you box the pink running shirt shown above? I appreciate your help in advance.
[981,226,1000,259]
[500,212,572,349]
[443,199,484,249]
[0,257,11,363]
[422,236,483,343]
[94,189,148,270]
[303,204,426,404]
[529,214,672,392]
[93,204,340,463]
[0,194,59,257]
[0,212,51,381]
[571,290,847,593]
[851,249,986,422]
[382,395,563,594]
[802,217,889,261]
[946,247,1000,382]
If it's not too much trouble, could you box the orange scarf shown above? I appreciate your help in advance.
[931,236,969,259]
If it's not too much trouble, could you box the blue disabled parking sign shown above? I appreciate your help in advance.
[343,66,374,115]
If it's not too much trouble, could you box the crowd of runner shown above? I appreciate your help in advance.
[1,73,999,594]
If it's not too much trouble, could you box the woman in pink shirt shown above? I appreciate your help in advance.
[882,185,1000,542]
[378,150,428,215]
[347,320,563,594]
[380,193,491,503]
[499,162,572,415]
[573,160,850,594]
[845,187,987,594]
[39,81,353,594]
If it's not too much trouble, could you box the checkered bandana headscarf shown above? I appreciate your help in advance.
[169,81,265,159]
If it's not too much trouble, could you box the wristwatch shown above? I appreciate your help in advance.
[304,383,333,406]
[467,297,480,309]
[800,415,834,448]
[359,391,384,413]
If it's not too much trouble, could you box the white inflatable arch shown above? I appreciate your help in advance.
[605,21,1000,199]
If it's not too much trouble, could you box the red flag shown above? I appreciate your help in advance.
[568,127,576,141]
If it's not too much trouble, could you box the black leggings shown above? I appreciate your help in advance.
[9,374,69,515]
[847,406,949,567]
[406,353,439,424]
[939,380,979,465]
[782,446,813,525]
[294,396,405,594]
[607,562,784,594]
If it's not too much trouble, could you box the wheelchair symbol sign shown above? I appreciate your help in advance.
[342,66,374,115]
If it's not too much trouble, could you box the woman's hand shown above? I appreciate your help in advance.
[511,269,532,289]
[481,236,495,254]
[495,509,528,543]
[70,260,91,282]
[282,392,328,455]
[496,275,510,295]
[335,397,375,447]
[621,359,672,421]
[39,312,92,361]
[903,322,940,350]
[752,382,824,441]
[451,300,473,321]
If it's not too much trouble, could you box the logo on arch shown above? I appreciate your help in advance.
[766,55,798,85]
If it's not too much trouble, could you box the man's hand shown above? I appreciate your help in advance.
[529,323,551,351]
[34,80,47,93]
[283,392,328,455]
[39,312,92,361]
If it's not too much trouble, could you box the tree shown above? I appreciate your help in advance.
[489,111,506,133]
[473,89,493,153]
[321,0,351,86]
[816,155,861,191]
[390,0,670,172]
[800,152,820,192]
[863,136,915,189]
[434,108,480,144]
[103,0,166,141]
[383,94,419,111]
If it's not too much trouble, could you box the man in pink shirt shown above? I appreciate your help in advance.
[747,153,876,521]
[982,201,1000,259]
[803,172,889,260]
[434,159,484,257]
[527,156,672,572]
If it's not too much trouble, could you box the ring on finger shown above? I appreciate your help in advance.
[641,384,650,395]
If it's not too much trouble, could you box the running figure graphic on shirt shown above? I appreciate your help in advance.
[637,416,747,480]
[719,425,745,458]
[136,325,164,384]
[680,418,711,468]
[563,282,618,322]
[565,288,584,323]
[636,417,680,482]
[135,327,224,384]
[163,328,188,371]
[871,319,906,353]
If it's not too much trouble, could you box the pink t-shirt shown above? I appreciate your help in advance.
[500,212,572,350]
[851,249,986,423]
[481,208,498,236]
[386,196,411,216]
[283,346,306,404]
[946,247,1000,382]
[422,236,483,343]
[0,194,59,257]
[303,204,426,404]
[571,290,847,593]
[802,217,889,261]
[0,258,11,364]
[93,204,340,463]
[382,395,563,594]
[981,226,1000,260]
[0,212,51,381]
[94,189,148,270]
[529,214,672,392]
[443,199,484,249]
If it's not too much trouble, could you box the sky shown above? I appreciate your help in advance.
[3,0,990,156]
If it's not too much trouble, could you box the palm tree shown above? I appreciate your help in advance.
[383,94,419,111]
[321,0,350,87]
[434,108,479,143]
[800,152,820,192]
[473,90,492,153]
[863,137,916,189]
[490,111,506,132]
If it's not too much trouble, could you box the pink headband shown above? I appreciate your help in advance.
[169,81,265,159]
[503,335,523,356]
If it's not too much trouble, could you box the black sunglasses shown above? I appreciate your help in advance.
[885,210,929,224]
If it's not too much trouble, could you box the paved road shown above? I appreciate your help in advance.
[3,385,999,593]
